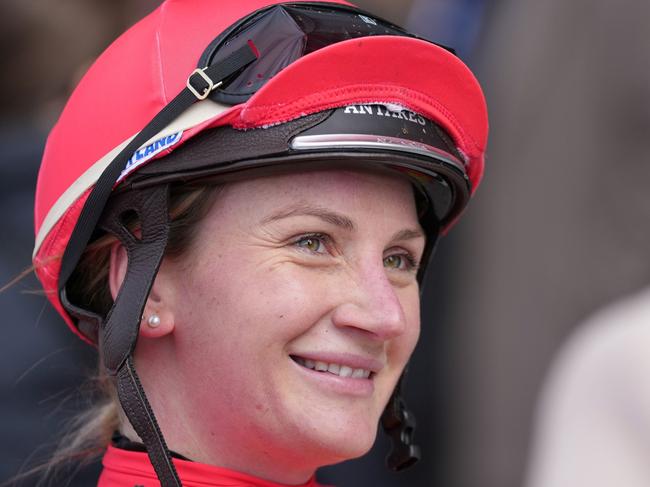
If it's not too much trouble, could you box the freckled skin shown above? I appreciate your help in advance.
[129,169,425,484]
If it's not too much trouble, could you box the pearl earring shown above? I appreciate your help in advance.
[147,314,161,328]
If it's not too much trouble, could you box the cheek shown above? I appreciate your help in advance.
[392,289,421,364]
[178,254,333,352]
[406,291,422,343]
[373,289,420,416]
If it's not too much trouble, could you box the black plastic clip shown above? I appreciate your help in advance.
[382,393,421,471]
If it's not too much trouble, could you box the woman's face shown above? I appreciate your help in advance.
[156,169,425,479]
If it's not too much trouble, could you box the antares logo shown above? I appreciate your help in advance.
[343,104,427,126]
[118,131,183,182]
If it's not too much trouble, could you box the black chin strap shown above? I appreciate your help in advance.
[99,184,182,486]
[117,357,181,486]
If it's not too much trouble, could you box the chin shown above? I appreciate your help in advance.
[298,417,379,466]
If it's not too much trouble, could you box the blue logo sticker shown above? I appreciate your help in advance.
[118,131,183,182]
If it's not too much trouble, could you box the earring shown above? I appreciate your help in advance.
[147,314,161,328]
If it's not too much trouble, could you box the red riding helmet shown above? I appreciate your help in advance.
[33,1,488,484]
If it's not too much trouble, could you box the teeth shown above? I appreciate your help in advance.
[328,363,341,374]
[339,366,353,378]
[352,368,366,379]
[294,356,371,379]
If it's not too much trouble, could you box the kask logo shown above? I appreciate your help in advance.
[118,131,183,182]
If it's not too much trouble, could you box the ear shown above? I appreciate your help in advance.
[108,241,128,301]
[108,241,175,338]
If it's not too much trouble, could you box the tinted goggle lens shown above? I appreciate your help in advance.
[199,3,453,105]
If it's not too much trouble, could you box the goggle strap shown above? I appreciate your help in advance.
[58,41,258,293]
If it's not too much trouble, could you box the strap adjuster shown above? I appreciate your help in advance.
[187,68,223,100]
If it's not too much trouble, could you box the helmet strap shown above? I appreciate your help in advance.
[97,183,182,486]
[116,356,181,486]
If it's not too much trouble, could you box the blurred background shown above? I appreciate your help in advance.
[1,0,648,486]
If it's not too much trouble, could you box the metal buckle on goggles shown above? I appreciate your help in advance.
[187,68,224,100]
[198,2,455,105]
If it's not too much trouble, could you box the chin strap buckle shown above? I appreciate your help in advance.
[382,393,421,471]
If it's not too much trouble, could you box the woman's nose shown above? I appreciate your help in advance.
[330,262,408,340]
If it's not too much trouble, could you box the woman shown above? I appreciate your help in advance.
[32,0,487,485]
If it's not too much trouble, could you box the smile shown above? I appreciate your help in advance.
[291,355,373,379]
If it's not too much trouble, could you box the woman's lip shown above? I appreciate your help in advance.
[289,352,384,373]
[289,355,376,397]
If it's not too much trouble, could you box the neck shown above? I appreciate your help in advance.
[119,424,319,485]
[117,399,321,485]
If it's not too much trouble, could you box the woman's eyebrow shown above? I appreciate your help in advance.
[391,228,425,242]
[262,204,355,231]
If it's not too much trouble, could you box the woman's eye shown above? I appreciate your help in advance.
[295,235,326,253]
[383,254,403,269]
[383,252,418,271]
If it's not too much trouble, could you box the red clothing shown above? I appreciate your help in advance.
[98,445,330,487]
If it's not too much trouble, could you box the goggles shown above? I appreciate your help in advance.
[199,2,455,104]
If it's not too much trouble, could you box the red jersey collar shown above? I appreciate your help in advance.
[99,444,331,487]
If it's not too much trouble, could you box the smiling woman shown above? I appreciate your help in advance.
[117,171,424,483]
[26,0,488,486]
